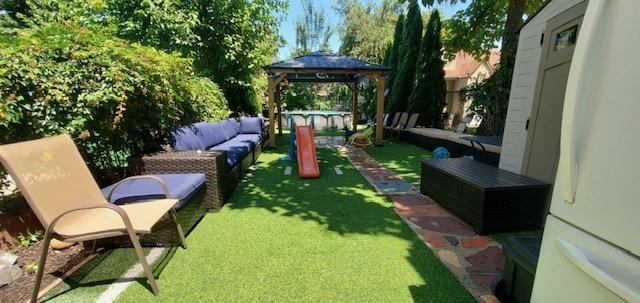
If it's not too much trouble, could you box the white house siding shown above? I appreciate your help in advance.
[499,0,586,173]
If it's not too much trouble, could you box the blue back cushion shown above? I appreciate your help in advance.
[221,118,239,140]
[193,121,227,149]
[171,125,206,150]
[240,117,263,134]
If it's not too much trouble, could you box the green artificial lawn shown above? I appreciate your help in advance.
[114,142,473,302]
[43,137,473,302]
[42,248,151,302]
[364,138,433,186]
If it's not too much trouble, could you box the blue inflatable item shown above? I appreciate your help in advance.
[433,147,450,159]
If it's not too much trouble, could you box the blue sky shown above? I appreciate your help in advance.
[277,0,470,59]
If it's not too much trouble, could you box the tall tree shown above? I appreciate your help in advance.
[385,12,404,109]
[336,0,400,118]
[192,0,286,115]
[284,0,333,111]
[388,0,422,114]
[1,0,288,116]
[294,0,332,55]
[408,10,446,127]
[418,0,545,135]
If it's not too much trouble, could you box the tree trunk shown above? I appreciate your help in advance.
[476,0,526,136]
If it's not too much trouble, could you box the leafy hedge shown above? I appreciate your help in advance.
[0,22,230,184]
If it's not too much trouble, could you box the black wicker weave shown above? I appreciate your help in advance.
[420,158,550,234]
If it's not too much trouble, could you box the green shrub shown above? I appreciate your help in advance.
[0,22,230,184]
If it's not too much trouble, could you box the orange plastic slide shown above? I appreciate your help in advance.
[295,125,320,179]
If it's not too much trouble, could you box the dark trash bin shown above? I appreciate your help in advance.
[495,235,542,303]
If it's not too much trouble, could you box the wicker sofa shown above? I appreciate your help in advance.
[141,117,265,212]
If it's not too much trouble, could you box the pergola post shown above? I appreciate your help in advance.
[267,76,276,148]
[375,76,385,146]
[276,84,283,136]
[351,80,359,131]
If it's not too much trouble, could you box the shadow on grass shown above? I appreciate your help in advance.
[41,245,182,302]
[223,136,474,302]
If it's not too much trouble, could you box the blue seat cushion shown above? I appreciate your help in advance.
[101,174,206,210]
[230,134,261,147]
[210,140,252,166]
[239,117,263,134]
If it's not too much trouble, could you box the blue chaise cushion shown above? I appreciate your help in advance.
[101,174,206,210]
[239,117,262,134]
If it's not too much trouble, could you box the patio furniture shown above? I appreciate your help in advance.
[348,127,374,147]
[420,158,549,234]
[144,117,264,212]
[98,173,206,247]
[402,128,501,166]
[391,113,419,138]
[384,112,401,128]
[384,112,407,137]
[0,135,186,301]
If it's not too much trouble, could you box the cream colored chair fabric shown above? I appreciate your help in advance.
[0,135,186,302]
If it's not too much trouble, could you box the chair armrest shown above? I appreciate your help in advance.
[106,175,171,202]
[48,203,135,238]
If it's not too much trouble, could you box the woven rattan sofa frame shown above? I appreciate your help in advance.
[141,145,262,212]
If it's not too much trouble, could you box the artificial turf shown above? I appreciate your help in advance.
[364,138,433,187]
[113,142,474,302]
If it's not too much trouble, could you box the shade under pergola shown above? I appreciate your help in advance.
[263,51,389,147]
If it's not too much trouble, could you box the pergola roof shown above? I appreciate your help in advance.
[263,51,388,83]
[263,51,388,147]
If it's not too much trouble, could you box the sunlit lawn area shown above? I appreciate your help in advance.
[42,136,474,302]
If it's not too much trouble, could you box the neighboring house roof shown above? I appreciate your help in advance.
[444,50,501,80]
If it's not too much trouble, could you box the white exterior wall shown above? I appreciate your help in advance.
[499,0,586,173]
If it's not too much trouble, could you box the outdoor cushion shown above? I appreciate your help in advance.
[230,134,261,147]
[240,117,262,134]
[192,121,228,149]
[171,125,207,151]
[219,118,239,141]
[210,140,252,166]
[101,173,206,210]
[227,118,240,136]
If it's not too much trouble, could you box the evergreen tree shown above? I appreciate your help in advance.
[408,10,446,127]
[388,0,422,114]
[385,13,404,112]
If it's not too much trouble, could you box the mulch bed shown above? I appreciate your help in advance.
[0,242,91,303]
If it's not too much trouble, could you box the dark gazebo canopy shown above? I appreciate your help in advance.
[263,51,389,146]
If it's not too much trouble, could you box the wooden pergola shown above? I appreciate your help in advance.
[263,51,389,147]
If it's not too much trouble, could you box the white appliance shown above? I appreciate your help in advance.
[531,1,640,302]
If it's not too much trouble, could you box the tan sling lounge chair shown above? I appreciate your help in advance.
[0,135,186,302]
[390,113,419,138]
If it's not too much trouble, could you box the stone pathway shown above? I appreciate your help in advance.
[316,137,503,303]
